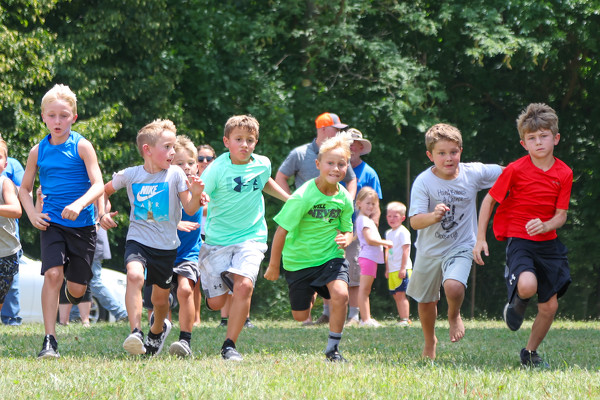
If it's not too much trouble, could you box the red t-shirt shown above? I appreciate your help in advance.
[490,155,572,241]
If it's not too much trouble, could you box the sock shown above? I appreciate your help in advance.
[132,327,143,337]
[147,330,161,341]
[347,306,359,320]
[221,317,228,323]
[179,331,192,344]
[222,338,235,349]
[325,331,342,353]
[512,294,530,315]
[322,304,330,317]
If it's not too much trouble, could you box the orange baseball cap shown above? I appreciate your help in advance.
[315,112,348,130]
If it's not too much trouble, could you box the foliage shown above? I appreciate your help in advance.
[2,0,600,317]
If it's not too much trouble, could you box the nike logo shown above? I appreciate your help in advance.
[136,185,165,202]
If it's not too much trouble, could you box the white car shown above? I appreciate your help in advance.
[18,254,127,323]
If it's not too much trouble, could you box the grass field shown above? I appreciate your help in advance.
[1,318,599,399]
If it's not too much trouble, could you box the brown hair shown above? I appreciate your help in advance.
[516,103,558,139]
[136,119,176,155]
[223,115,259,139]
[424,123,462,152]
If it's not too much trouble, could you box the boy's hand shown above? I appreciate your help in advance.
[398,267,406,279]
[433,203,450,222]
[62,202,84,221]
[200,192,210,207]
[473,239,488,265]
[382,239,393,249]
[30,212,51,231]
[264,263,280,281]
[99,211,119,230]
[177,221,200,232]
[525,218,546,236]
[335,231,352,249]
[188,176,205,197]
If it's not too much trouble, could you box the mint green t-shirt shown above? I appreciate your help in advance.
[274,179,354,271]
[202,152,271,246]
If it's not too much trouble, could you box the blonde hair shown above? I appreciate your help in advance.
[317,135,351,161]
[424,123,462,152]
[356,186,379,204]
[174,135,198,159]
[136,119,177,155]
[0,139,7,159]
[516,103,558,139]
[41,84,77,115]
[386,201,406,216]
[224,115,259,139]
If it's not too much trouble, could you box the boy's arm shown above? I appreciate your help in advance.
[264,226,288,281]
[335,230,354,250]
[0,179,22,219]
[263,177,290,202]
[526,209,567,237]
[61,140,105,221]
[99,181,119,230]
[399,244,410,279]
[473,193,497,266]
[409,203,450,230]
[18,145,50,231]
[384,246,390,279]
[181,175,205,216]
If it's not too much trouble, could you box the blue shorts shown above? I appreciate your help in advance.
[505,237,571,303]
[388,269,412,294]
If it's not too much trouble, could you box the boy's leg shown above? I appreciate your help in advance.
[443,278,465,342]
[418,301,438,359]
[58,304,72,325]
[41,266,64,336]
[78,301,91,326]
[526,294,558,351]
[226,274,253,344]
[394,292,410,321]
[326,279,349,334]
[193,282,202,326]
[176,275,195,334]
[149,285,170,335]
[125,261,145,333]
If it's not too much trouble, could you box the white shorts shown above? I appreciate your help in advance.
[198,240,267,298]
[406,245,473,303]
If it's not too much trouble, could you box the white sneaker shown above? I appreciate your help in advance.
[397,319,412,328]
[359,318,382,327]
[123,331,146,355]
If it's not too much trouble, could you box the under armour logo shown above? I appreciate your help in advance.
[509,273,516,286]
[233,176,260,193]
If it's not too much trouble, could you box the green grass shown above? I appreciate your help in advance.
[1,318,599,399]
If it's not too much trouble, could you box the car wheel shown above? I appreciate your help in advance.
[90,296,109,323]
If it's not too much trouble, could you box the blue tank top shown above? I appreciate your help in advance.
[175,206,202,264]
[37,131,95,227]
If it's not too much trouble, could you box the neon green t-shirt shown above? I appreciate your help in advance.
[274,179,354,271]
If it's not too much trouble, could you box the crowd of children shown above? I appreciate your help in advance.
[0,83,572,368]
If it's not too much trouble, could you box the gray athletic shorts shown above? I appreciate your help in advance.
[344,237,361,287]
[406,245,473,303]
[198,240,267,298]
[173,260,201,284]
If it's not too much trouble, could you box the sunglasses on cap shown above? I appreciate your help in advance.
[198,156,214,162]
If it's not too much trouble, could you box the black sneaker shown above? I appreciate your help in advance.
[38,334,60,359]
[169,339,192,358]
[218,319,228,327]
[315,314,329,325]
[123,330,146,355]
[503,296,529,331]
[145,318,172,356]
[325,345,347,362]
[244,318,255,328]
[221,345,243,361]
[520,348,550,368]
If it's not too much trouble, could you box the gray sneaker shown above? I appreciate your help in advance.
[123,330,146,355]
[314,314,329,325]
[38,335,60,359]
[169,339,192,358]
[221,345,243,361]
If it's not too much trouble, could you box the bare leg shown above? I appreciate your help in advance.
[78,301,91,327]
[125,262,145,332]
[58,304,72,325]
[225,274,253,343]
[358,275,375,322]
[177,276,195,334]
[418,301,438,359]
[326,280,349,333]
[443,279,465,342]
[193,282,202,327]
[526,295,558,351]
[41,266,63,336]
[393,291,410,320]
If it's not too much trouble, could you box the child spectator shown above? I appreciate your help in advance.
[265,135,354,362]
[0,138,22,319]
[355,187,392,327]
[407,123,502,360]
[101,119,204,356]
[198,115,288,361]
[168,135,203,357]
[385,201,412,327]
[473,103,572,368]
[19,84,105,359]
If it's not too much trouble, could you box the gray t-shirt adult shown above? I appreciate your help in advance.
[278,139,356,190]
[409,162,502,258]
[112,165,188,250]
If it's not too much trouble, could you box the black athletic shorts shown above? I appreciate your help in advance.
[40,223,96,285]
[505,237,571,304]
[285,258,349,311]
[124,240,176,289]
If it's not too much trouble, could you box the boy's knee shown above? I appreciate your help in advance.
[127,272,145,287]
[538,297,558,315]
[177,284,193,299]
[44,267,63,285]
[233,279,254,298]
[291,310,310,322]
